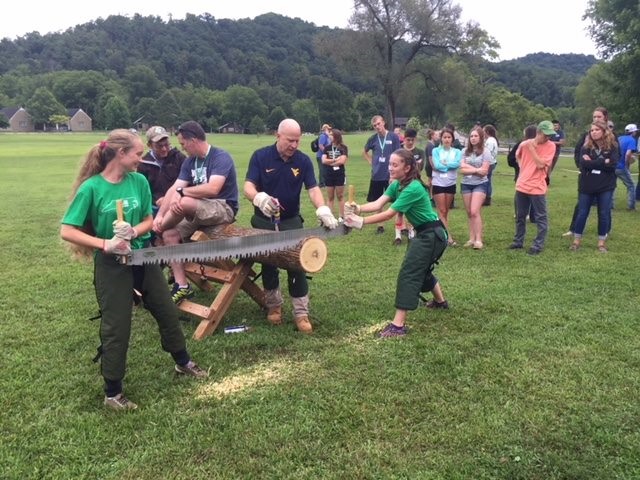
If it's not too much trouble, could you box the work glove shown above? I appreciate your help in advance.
[343,214,364,230]
[104,236,131,255]
[343,202,360,216]
[253,192,280,217]
[316,205,339,229]
[112,220,137,241]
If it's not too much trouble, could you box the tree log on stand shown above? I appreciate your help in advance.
[191,224,328,273]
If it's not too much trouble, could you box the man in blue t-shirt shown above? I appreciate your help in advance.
[618,123,638,210]
[244,118,338,334]
[316,123,331,188]
[154,120,239,303]
[363,115,401,234]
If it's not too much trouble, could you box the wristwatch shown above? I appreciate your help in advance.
[176,187,185,197]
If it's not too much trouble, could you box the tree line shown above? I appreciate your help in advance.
[0,0,633,142]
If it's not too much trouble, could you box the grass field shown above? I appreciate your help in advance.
[1,131,639,479]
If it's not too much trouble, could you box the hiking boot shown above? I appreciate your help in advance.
[104,393,138,411]
[508,243,523,250]
[175,360,208,378]
[424,299,449,309]
[266,305,282,325]
[294,315,313,334]
[171,283,194,304]
[527,247,541,255]
[393,238,402,246]
[376,226,385,235]
[378,323,407,338]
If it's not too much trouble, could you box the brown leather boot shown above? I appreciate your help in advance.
[294,315,313,334]
[266,306,282,325]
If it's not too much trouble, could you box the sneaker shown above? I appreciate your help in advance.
[407,229,415,240]
[378,323,407,338]
[175,360,208,378]
[294,315,313,334]
[463,240,474,248]
[527,247,541,255]
[508,243,523,250]
[393,238,402,246]
[171,283,194,304]
[376,226,385,235]
[104,393,138,411]
[473,241,484,250]
[561,231,574,237]
[424,299,449,309]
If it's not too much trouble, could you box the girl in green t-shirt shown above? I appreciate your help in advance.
[344,148,450,338]
[61,129,207,411]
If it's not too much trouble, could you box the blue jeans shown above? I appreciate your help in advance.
[574,190,614,240]
[615,168,636,209]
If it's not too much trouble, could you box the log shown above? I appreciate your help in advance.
[190,225,328,273]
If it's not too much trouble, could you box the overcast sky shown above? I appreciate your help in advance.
[1,1,598,61]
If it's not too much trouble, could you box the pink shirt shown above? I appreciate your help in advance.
[515,140,555,195]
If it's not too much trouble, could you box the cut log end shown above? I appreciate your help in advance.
[298,236,327,273]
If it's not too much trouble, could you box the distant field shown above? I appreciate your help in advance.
[1,131,639,479]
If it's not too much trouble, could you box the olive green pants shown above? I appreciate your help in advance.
[94,251,187,383]
[395,225,447,310]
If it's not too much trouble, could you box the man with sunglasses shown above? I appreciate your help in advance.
[139,126,186,216]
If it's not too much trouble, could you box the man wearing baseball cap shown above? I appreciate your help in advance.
[138,126,186,216]
[617,124,638,209]
[508,120,556,255]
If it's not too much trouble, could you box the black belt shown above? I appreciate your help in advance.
[414,220,443,232]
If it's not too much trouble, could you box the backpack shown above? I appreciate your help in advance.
[310,136,320,152]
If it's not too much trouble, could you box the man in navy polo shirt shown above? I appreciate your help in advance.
[244,118,339,334]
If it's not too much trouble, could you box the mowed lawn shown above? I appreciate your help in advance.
[1,131,639,479]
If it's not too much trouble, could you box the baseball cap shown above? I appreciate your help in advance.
[625,123,638,133]
[146,126,169,143]
[537,120,555,136]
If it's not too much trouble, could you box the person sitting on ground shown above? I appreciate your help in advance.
[153,120,239,304]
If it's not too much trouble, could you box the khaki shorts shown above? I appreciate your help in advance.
[175,199,235,241]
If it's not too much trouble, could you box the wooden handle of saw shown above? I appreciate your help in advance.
[115,199,128,264]
[348,184,354,204]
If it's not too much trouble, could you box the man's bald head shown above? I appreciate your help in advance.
[276,119,302,160]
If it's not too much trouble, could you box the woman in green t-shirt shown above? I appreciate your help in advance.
[61,129,207,411]
[344,148,450,338]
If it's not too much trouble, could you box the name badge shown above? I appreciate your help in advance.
[440,172,448,178]
[333,166,340,171]
[592,169,601,174]
[378,157,386,163]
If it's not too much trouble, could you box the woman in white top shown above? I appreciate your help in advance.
[459,126,491,249]
[431,128,462,246]
[483,124,499,206]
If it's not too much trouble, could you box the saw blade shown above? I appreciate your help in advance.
[129,224,349,265]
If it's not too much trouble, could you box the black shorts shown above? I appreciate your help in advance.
[324,167,346,187]
[432,184,457,195]
[367,180,389,201]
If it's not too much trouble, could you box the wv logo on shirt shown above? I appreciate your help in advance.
[290,167,300,177]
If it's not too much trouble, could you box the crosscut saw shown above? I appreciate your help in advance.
[127,224,350,265]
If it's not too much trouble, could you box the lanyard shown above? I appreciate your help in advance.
[377,133,388,153]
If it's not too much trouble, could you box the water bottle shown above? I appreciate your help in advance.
[224,325,250,334]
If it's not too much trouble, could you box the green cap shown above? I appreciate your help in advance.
[538,120,555,135]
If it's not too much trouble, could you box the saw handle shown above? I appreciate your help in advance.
[348,185,354,204]
[115,199,129,265]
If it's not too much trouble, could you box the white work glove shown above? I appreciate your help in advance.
[104,236,131,255]
[343,214,364,230]
[316,205,339,229]
[343,202,360,216]
[253,192,280,217]
[112,220,137,241]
